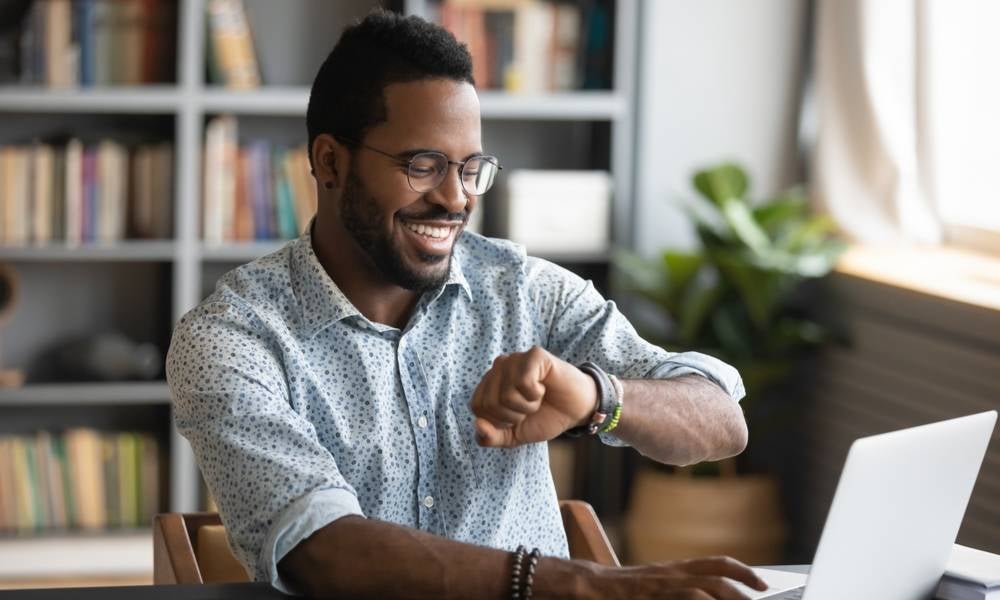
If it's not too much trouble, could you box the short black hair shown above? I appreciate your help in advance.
[306,10,475,168]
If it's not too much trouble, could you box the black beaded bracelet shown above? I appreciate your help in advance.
[511,545,527,600]
[523,548,541,599]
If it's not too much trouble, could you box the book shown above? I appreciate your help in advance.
[937,544,1000,600]
[43,0,74,88]
[138,433,160,527]
[65,428,107,530]
[76,0,96,86]
[203,115,239,242]
[206,0,261,88]
[31,143,54,244]
[0,438,13,531]
[64,138,84,245]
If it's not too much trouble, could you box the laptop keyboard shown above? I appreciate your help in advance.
[769,587,805,599]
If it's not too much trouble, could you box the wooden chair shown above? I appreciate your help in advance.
[153,500,620,584]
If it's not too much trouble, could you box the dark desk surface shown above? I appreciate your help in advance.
[0,567,815,599]
[0,583,291,599]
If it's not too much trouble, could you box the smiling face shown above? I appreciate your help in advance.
[336,78,482,292]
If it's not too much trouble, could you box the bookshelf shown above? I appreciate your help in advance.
[0,0,639,578]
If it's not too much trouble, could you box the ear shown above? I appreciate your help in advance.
[311,134,349,190]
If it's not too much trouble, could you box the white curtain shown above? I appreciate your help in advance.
[811,0,1000,244]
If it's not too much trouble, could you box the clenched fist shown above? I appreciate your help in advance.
[470,346,599,447]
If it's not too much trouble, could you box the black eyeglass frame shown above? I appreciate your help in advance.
[334,136,502,197]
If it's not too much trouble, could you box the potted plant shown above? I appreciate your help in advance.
[615,162,845,564]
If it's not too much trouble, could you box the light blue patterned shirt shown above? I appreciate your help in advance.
[166,228,744,592]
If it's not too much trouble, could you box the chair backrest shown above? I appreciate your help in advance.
[153,499,620,584]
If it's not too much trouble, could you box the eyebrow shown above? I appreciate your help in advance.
[394,148,488,162]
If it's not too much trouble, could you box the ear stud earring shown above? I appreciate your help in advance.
[324,181,334,189]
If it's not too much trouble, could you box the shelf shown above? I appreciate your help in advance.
[0,530,151,579]
[0,382,171,406]
[0,241,176,262]
[478,91,627,120]
[200,86,308,116]
[199,87,627,120]
[0,86,181,114]
[534,250,612,264]
[200,240,289,262]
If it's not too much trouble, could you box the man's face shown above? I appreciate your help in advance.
[339,79,482,292]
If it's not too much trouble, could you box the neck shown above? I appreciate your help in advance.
[311,213,420,330]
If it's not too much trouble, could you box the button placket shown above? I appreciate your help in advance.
[397,337,440,530]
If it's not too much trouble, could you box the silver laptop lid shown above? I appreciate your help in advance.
[804,410,997,600]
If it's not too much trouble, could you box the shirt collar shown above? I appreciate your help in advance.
[291,221,473,338]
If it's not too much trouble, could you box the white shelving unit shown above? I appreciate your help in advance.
[0,0,639,579]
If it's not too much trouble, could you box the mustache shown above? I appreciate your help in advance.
[398,209,467,223]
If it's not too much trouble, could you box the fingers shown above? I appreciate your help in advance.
[677,576,753,600]
[475,416,514,447]
[676,557,768,591]
[470,351,545,429]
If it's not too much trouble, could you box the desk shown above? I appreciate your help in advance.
[0,583,291,599]
[0,567,841,600]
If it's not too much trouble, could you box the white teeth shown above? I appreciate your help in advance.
[404,221,450,239]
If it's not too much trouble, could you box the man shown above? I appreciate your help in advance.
[167,10,768,599]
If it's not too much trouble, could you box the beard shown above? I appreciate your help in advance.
[339,169,465,292]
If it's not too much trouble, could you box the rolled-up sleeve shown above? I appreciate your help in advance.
[526,258,745,446]
[166,300,364,592]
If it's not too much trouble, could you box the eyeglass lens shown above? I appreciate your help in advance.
[408,153,499,196]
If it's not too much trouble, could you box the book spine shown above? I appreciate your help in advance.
[65,139,83,245]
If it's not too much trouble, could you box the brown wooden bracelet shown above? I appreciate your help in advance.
[511,545,526,600]
[522,548,541,599]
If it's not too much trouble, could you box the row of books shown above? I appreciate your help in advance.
[0,140,174,246]
[435,0,613,92]
[0,429,162,534]
[203,116,317,243]
[15,0,177,87]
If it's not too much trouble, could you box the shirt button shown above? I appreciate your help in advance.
[417,416,428,429]
[422,495,434,508]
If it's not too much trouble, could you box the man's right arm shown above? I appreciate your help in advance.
[279,516,768,600]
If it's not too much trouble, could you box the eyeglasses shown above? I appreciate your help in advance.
[336,136,502,196]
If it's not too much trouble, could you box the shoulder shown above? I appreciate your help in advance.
[173,242,297,343]
[453,230,526,271]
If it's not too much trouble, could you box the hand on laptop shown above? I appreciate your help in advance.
[591,556,769,599]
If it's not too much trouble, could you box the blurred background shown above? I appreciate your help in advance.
[0,0,997,589]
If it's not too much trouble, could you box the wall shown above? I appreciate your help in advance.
[632,0,809,255]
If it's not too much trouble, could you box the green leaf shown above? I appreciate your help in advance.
[611,250,671,307]
[721,198,770,252]
[662,251,703,305]
[753,195,808,233]
[777,215,837,252]
[676,275,723,346]
[711,304,755,359]
[692,163,749,206]
[711,249,790,329]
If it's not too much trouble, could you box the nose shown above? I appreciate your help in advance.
[427,163,469,215]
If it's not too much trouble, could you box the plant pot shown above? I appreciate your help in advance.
[624,467,787,565]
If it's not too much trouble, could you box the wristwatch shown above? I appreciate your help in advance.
[563,361,618,437]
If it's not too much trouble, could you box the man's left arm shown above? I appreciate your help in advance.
[599,375,748,465]
[472,258,748,466]
[471,348,747,466]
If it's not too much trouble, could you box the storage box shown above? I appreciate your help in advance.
[501,170,612,255]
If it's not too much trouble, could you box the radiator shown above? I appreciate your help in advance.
[788,271,1000,560]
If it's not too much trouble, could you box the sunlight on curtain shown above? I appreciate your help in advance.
[811,0,1000,244]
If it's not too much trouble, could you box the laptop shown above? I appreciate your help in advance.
[733,410,997,599]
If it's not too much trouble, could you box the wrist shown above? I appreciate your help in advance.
[572,368,601,428]
[532,556,605,600]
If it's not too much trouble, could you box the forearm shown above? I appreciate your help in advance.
[278,515,596,600]
[611,375,748,466]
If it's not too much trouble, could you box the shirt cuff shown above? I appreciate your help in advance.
[645,351,745,402]
[260,486,365,594]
